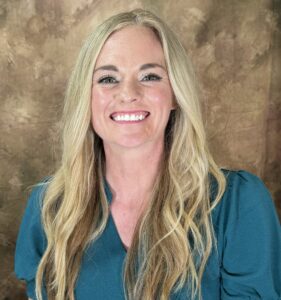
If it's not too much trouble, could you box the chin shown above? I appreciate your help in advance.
[115,140,148,149]
[113,135,152,149]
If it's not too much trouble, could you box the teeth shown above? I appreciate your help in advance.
[112,113,147,122]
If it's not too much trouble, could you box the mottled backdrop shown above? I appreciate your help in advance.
[0,0,280,299]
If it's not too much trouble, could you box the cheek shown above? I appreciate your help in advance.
[91,88,108,109]
[91,89,110,131]
[146,86,174,109]
[91,88,115,123]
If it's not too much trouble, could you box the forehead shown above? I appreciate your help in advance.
[95,25,165,66]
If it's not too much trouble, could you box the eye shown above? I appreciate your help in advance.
[98,75,118,84]
[142,73,162,82]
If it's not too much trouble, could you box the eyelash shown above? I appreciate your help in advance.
[97,75,117,84]
[142,73,162,81]
[97,73,162,84]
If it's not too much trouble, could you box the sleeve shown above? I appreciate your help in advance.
[14,180,49,300]
[220,170,281,299]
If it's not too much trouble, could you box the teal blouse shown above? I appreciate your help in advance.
[14,170,281,299]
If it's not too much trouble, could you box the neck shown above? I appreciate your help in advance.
[104,142,164,207]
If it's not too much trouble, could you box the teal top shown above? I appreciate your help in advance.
[14,170,281,299]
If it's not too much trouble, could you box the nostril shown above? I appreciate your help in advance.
[120,83,141,103]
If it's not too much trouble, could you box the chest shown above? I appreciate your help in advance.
[75,221,221,300]
[109,202,143,249]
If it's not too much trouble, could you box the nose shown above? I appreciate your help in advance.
[118,79,141,103]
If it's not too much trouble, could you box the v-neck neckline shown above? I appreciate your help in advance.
[104,179,128,254]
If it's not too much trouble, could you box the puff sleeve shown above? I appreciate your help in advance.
[14,181,49,300]
[220,171,281,299]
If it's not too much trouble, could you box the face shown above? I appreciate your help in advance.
[91,25,175,150]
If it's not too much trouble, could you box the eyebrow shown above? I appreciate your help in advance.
[94,65,118,73]
[93,63,166,73]
[140,63,165,71]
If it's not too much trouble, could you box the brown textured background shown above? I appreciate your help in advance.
[0,0,280,299]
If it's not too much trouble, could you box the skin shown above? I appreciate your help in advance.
[27,26,174,300]
[91,25,175,248]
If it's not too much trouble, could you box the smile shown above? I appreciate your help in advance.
[110,111,150,122]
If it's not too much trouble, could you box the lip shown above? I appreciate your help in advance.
[109,110,150,123]
[110,110,150,118]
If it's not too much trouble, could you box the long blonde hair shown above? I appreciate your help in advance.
[35,8,226,300]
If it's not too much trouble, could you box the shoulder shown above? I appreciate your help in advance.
[211,169,276,226]
[211,168,281,256]
[24,177,52,216]
[211,170,281,297]
[210,169,281,246]
[223,168,270,196]
[28,176,52,204]
[18,175,52,234]
[15,176,51,281]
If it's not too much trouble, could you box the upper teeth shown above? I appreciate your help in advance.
[112,114,146,121]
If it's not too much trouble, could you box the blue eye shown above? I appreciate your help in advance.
[142,73,162,81]
[98,76,118,84]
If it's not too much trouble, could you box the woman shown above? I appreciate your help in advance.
[14,9,281,300]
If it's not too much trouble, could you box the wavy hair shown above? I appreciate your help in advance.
[35,8,226,300]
